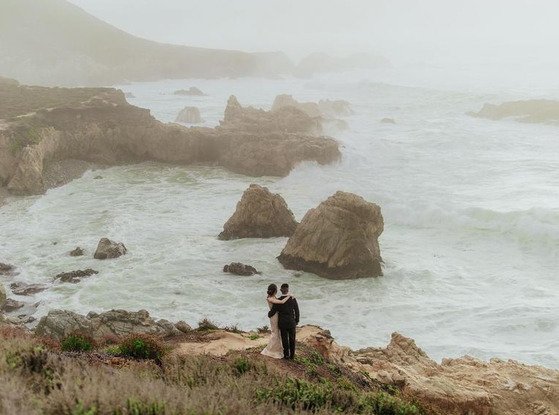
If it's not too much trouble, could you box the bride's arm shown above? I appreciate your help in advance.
[268,295,292,305]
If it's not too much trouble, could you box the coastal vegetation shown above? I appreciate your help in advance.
[0,324,428,415]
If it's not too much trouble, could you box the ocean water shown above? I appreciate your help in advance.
[1,63,559,368]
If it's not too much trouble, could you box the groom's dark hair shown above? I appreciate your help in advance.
[280,283,289,294]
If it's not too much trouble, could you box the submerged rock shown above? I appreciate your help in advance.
[0,262,16,276]
[54,268,99,283]
[93,238,127,259]
[10,282,48,296]
[469,99,559,124]
[69,247,84,256]
[278,191,383,279]
[218,184,298,240]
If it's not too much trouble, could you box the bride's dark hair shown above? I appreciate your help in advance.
[267,283,277,297]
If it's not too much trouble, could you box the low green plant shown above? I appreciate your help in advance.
[115,396,166,415]
[234,356,249,375]
[72,400,97,415]
[256,377,332,411]
[61,332,95,352]
[118,334,165,364]
[257,325,269,333]
[248,333,260,340]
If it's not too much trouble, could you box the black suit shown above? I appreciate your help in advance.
[268,295,299,359]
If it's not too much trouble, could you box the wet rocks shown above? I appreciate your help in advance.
[10,282,48,296]
[54,268,99,283]
[218,184,298,240]
[2,298,24,312]
[93,238,127,259]
[0,282,6,310]
[0,262,16,275]
[469,99,559,124]
[223,262,259,276]
[278,191,384,279]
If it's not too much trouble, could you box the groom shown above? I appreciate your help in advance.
[268,283,300,359]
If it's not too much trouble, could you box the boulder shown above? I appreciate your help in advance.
[69,247,84,256]
[272,94,321,118]
[174,87,205,96]
[223,262,259,276]
[175,106,203,124]
[93,238,127,259]
[34,308,179,341]
[278,191,383,279]
[175,321,192,333]
[2,298,24,312]
[54,268,98,283]
[218,184,298,240]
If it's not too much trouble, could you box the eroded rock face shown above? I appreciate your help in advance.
[34,309,179,341]
[175,106,202,124]
[219,184,298,240]
[10,282,47,296]
[69,247,84,256]
[54,268,98,283]
[93,238,127,259]
[278,191,383,279]
[0,283,6,310]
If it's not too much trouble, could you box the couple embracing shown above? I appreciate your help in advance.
[261,283,300,360]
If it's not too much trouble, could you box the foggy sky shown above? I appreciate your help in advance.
[67,0,559,64]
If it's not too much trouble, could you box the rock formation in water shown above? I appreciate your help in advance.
[222,262,260,276]
[54,269,99,283]
[0,262,16,276]
[175,106,203,124]
[174,87,205,96]
[469,99,559,125]
[0,282,6,311]
[0,79,340,196]
[278,191,383,279]
[94,238,127,260]
[218,184,298,240]
[69,247,84,257]
[34,308,179,341]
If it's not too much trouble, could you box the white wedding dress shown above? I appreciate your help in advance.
[260,302,284,359]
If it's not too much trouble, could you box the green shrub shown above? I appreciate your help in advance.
[118,334,165,364]
[233,356,249,375]
[256,377,332,411]
[197,318,219,331]
[61,332,95,352]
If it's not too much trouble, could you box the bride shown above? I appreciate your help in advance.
[261,283,293,359]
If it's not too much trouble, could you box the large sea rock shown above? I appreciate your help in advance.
[175,106,202,124]
[219,184,298,240]
[278,191,383,279]
[469,99,559,124]
[0,80,340,195]
[34,309,179,341]
[93,238,127,260]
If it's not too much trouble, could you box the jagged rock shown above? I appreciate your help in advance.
[69,247,84,256]
[10,282,48,296]
[54,268,99,283]
[2,298,25,312]
[93,238,127,259]
[222,262,259,276]
[272,94,322,118]
[175,106,202,124]
[469,99,559,124]
[34,308,179,341]
[174,87,205,96]
[175,321,192,333]
[278,191,383,279]
[220,95,321,135]
[318,99,354,117]
[0,262,16,275]
[219,184,298,240]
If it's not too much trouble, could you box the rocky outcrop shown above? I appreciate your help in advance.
[54,269,99,283]
[0,262,16,276]
[219,184,298,240]
[469,99,559,125]
[278,191,383,279]
[222,262,259,276]
[220,95,321,135]
[175,106,203,124]
[34,308,179,341]
[10,282,48,296]
[0,83,340,195]
[174,87,205,96]
[69,247,84,257]
[301,328,559,415]
[93,238,127,260]
[271,95,353,120]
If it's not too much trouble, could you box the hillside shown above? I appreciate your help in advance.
[0,0,294,86]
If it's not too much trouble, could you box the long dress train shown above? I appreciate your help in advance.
[261,308,283,359]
